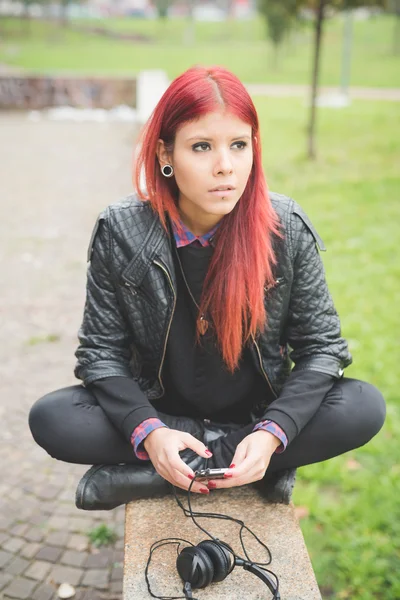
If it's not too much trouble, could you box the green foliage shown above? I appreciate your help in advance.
[254,95,400,599]
[87,524,117,547]
[155,0,172,19]
[256,0,388,52]
[257,0,299,47]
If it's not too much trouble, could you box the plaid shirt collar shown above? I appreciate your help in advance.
[171,215,222,248]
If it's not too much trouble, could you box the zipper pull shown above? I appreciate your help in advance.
[124,281,137,295]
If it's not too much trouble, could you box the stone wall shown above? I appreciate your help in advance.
[0,75,137,109]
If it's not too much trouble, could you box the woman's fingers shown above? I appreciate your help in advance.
[172,468,210,494]
[161,445,211,493]
[230,452,263,478]
[159,460,210,494]
[207,452,272,490]
[146,429,213,493]
[180,433,213,460]
[208,463,263,489]
[229,442,248,469]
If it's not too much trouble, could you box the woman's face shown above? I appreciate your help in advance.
[158,109,253,235]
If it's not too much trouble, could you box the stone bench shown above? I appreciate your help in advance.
[123,486,322,600]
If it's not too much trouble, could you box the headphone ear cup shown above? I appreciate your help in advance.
[176,546,215,589]
[197,540,232,583]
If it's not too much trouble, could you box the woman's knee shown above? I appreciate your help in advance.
[28,385,82,458]
[345,379,386,445]
[362,381,386,436]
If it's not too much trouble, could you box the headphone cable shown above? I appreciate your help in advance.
[145,475,280,599]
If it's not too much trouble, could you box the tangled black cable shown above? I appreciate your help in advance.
[144,473,280,600]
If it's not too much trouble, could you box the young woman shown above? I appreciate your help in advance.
[29,65,385,511]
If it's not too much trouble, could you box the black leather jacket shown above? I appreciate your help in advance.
[74,192,352,411]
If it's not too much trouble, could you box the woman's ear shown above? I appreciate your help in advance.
[156,139,172,168]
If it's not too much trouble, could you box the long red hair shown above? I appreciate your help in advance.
[134,65,281,373]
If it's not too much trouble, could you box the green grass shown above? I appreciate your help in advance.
[87,523,118,547]
[25,333,61,346]
[0,14,399,87]
[253,96,400,599]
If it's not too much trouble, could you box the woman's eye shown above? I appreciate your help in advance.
[192,143,210,152]
[232,141,247,150]
[192,141,247,152]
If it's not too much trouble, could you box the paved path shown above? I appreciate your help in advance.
[0,114,140,600]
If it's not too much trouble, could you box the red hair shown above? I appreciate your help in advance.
[134,65,281,373]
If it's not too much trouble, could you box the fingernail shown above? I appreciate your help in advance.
[188,474,194,480]
[205,449,213,456]
[200,488,210,494]
[207,481,217,489]
[229,463,235,469]
[224,473,233,478]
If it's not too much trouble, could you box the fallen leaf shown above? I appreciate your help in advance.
[294,505,309,520]
[346,458,362,471]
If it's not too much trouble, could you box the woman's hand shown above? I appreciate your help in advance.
[207,430,281,490]
[143,428,212,494]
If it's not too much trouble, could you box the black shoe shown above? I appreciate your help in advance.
[254,467,297,505]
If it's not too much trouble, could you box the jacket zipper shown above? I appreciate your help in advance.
[153,258,176,398]
[251,334,277,399]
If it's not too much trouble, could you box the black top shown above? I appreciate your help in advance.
[157,241,273,423]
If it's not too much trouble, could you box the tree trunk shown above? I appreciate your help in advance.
[22,1,32,37]
[272,42,279,70]
[307,0,325,160]
[60,0,69,28]
[340,8,353,96]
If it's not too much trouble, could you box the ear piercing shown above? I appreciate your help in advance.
[161,164,174,177]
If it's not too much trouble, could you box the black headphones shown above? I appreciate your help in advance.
[145,474,281,600]
[176,539,280,599]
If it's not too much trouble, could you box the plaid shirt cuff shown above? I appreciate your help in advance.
[252,420,288,454]
[130,418,168,460]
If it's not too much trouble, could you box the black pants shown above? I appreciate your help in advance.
[28,377,385,473]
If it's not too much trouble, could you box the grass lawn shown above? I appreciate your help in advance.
[253,96,400,599]
[0,14,399,87]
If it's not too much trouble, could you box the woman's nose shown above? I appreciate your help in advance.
[214,151,233,175]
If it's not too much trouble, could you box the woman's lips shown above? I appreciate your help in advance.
[208,189,235,197]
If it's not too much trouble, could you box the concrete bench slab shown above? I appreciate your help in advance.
[124,486,321,600]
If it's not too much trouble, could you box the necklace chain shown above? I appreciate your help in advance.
[175,248,209,335]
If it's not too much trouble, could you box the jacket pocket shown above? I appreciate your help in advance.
[122,281,158,310]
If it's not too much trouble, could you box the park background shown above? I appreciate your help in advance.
[0,1,399,599]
